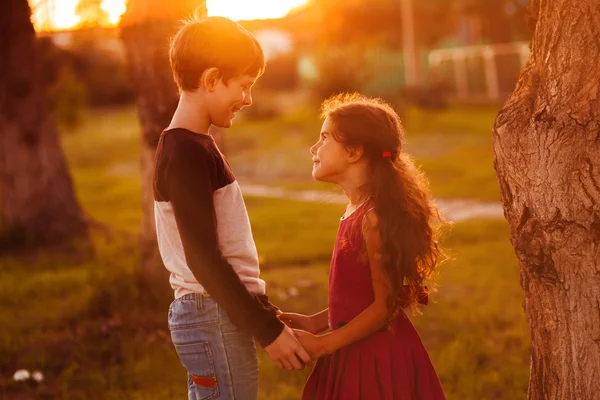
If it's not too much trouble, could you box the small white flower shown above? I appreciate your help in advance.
[275,289,288,301]
[32,371,44,383]
[13,369,30,382]
[288,287,299,297]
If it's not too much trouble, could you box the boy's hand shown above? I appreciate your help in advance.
[278,312,317,334]
[264,325,311,370]
[293,329,329,359]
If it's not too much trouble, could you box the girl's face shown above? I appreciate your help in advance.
[310,117,350,183]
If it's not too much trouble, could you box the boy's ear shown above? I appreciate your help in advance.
[202,67,221,92]
[347,145,364,163]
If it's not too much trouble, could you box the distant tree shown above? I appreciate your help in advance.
[0,0,88,249]
[308,0,456,99]
[120,1,207,294]
[258,53,300,91]
[312,0,454,48]
[493,0,600,398]
[310,0,529,48]
[67,32,134,106]
[463,0,531,43]
[38,38,87,129]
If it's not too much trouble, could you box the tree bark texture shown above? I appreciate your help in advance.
[0,0,88,249]
[493,0,600,399]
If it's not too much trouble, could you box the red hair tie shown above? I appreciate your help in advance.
[382,151,392,159]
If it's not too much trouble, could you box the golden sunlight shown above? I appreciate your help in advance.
[31,0,79,30]
[101,0,127,24]
[31,0,125,30]
[32,0,307,32]
[207,0,307,21]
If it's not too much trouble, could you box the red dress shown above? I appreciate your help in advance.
[303,202,446,400]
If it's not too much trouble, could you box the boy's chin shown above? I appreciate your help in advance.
[211,118,233,129]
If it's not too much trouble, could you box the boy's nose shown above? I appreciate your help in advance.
[243,93,252,107]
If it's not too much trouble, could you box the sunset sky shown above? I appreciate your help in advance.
[31,0,308,31]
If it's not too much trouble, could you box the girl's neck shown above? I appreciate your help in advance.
[338,167,370,207]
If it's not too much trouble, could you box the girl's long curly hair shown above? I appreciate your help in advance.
[321,93,448,320]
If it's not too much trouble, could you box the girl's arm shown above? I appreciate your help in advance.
[279,308,329,334]
[301,210,391,357]
[310,309,330,333]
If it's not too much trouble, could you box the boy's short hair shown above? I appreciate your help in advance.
[169,16,266,92]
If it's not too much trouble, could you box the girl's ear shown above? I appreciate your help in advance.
[201,67,221,92]
[347,145,365,163]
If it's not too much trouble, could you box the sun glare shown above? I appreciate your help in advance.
[53,0,79,29]
[207,0,307,21]
[31,0,79,30]
[101,0,127,25]
[32,0,307,31]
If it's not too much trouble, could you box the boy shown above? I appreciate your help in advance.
[153,16,310,400]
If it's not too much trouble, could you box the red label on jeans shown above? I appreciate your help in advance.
[191,374,217,387]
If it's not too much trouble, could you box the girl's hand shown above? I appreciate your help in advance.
[278,312,318,334]
[293,329,330,359]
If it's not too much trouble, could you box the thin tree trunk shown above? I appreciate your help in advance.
[120,1,207,292]
[0,0,88,249]
[492,0,600,398]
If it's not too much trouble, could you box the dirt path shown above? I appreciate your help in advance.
[240,183,504,222]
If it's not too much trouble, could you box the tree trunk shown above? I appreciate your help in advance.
[0,0,88,250]
[120,1,207,293]
[492,1,600,399]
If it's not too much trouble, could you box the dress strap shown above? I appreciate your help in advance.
[360,206,377,233]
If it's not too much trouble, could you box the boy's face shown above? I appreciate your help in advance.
[207,73,257,128]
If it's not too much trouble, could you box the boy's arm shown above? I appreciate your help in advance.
[258,295,280,313]
[167,143,284,347]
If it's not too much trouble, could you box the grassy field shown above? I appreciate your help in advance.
[0,106,528,399]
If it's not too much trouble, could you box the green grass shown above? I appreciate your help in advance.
[0,106,527,399]
[247,197,344,267]
[0,216,528,400]
[60,107,143,233]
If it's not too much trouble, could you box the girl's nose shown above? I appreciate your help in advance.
[310,143,317,155]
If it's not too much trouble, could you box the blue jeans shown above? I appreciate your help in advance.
[168,293,258,400]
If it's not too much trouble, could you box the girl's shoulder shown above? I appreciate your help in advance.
[360,204,378,233]
[341,199,375,221]
[339,201,378,245]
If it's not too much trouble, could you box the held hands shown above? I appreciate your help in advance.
[277,312,330,360]
[292,329,330,359]
[264,325,311,370]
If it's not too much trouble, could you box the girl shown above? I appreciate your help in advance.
[279,93,447,399]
